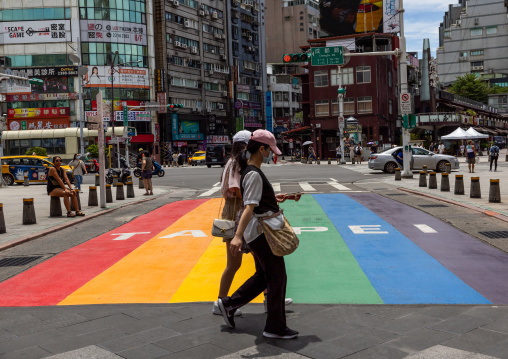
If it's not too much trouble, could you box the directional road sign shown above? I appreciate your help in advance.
[311,46,344,66]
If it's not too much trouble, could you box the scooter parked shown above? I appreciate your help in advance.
[133,160,165,178]
[106,158,131,184]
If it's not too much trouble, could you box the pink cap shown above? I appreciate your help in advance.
[251,129,282,155]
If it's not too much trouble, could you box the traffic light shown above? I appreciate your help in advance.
[282,53,311,63]
[167,104,184,110]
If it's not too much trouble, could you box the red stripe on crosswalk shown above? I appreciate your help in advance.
[0,199,208,307]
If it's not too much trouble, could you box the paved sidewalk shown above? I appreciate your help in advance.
[0,182,171,249]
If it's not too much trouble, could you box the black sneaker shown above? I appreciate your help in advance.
[217,298,235,329]
[263,327,298,339]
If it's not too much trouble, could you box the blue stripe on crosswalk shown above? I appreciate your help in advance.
[313,194,491,304]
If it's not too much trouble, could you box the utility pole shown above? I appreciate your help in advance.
[399,0,412,178]
[337,66,346,164]
[110,51,120,169]
[77,37,85,157]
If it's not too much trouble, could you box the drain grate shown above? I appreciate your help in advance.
[0,256,42,267]
[479,231,508,239]
[386,193,407,196]
[419,204,449,208]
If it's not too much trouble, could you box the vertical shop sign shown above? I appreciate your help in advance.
[265,91,273,132]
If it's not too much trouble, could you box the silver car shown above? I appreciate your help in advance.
[368,146,460,173]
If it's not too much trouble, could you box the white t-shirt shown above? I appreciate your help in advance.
[438,144,445,154]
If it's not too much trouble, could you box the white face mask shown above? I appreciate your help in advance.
[262,147,271,163]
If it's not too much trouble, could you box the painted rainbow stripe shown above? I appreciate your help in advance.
[0,194,506,307]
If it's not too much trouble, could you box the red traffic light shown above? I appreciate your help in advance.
[283,54,291,63]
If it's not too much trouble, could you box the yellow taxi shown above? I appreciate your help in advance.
[1,155,74,186]
[355,0,384,33]
[190,151,206,166]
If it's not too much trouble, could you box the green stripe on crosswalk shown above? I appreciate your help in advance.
[281,195,383,304]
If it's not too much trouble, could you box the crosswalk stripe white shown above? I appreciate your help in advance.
[199,187,221,197]
[213,182,220,187]
[414,224,437,233]
[299,182,316,192]
[272,183,281,192]
[326,181,351,191]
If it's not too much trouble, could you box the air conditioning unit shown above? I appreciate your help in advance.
[459,56,468,61]
[292,84,299,89]
[474,18,479,25]
[199,10,205,16]
[200,4,205,10]
[211,49,216,54]
[182,43,188,49]
[456,19,461,26]
[415,88,420,95]
[248,36,252,41]
[206,108,212,113]
[192,107,199,112]
[247,46,253,52]
[191,46,198,54]
[172,0,179,6]
[255,86,262,90]
[212,11,218,19]
[208,70,214,75]
[222,91,228,97]
[214,33,222,39]
[471,65,484,71]
[184,19,191,28]
[174,40,182,47]
[221,33,226,39]
[218,104,224,110]
[205,10,210,16]
[220,54,226,61]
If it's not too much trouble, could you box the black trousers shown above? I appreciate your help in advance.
[490,156,498,170]
[223,233,287,335]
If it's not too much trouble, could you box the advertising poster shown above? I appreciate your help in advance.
[80,20,147,46]
[383,0,399,33]
[319,0,384,36]
[0,20,73,44]
[179,121,200,134]
[83,66,149,89]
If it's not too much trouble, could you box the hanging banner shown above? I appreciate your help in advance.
[83,66,149,89]
[0,20,74,44]
[266,91,273,132]
[80,20,147,46]
[383,0,400,33]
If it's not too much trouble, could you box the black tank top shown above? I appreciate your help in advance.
[47,167,64,195]
[240,165,279,214]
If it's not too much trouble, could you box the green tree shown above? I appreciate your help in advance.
[86,144,109,159]
[448,73,490,103]
[26,147,47,156]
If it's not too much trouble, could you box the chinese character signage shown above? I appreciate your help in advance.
[13,67,79,77]
[80,20,147,46]
[207,135,230,144]
[7,118,70,131]
[0,20,74,44]
[114,111,150,122]
[7,107,70,118]
[6,93,77,101]
[265,91,273,132]
[83,66,149,89]
[155,69,166,93]
[383,0,400,33]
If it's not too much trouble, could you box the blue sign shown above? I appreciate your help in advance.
[265,91,273,132]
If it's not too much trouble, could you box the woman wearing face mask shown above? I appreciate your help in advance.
[68,153,87,192]
[217,130,298,340]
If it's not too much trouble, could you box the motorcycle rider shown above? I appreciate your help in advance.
[136,148,144,168]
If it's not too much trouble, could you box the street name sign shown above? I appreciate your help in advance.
[311,46,344,66]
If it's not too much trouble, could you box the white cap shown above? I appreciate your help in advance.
[233,130,252,144]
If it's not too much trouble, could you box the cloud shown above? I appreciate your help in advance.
[404,0,454,13]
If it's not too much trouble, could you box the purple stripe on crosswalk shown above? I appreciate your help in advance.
[348,193,508,304]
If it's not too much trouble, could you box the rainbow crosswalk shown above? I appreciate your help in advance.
[1,194,508,307]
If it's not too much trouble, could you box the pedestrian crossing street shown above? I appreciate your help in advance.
[198,179,365,197]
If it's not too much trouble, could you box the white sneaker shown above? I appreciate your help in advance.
[263,297,293,313]
[213,300,242,316]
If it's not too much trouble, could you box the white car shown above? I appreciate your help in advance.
[368,146,460,173]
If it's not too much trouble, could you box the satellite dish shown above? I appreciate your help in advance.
[69,54,81,64]
[78,67,88,76]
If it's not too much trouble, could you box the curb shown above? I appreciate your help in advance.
[398,187,508,224]
[0,195,160,252]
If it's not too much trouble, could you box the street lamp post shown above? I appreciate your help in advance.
[337,66,347,164]
[399,0,412,178]
[110,51,119,168]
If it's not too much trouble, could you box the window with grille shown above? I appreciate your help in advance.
[358,96,372,114]
[314,71,328,87]
[331,68,354,86]
[315,100,329,116]
[356,66,371,84]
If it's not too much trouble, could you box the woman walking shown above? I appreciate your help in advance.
[47,156,84,217]
[466,140,477,173]
[218,129,298,340]
[141,150,153,195]
[68,153,87,192]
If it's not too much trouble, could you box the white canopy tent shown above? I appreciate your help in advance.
[441,127,470,140]
[466,127,489,139]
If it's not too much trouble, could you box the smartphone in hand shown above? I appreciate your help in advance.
[286,192,303,201]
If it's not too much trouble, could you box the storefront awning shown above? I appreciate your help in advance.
[130,134,154,143]
[280,126,312,135]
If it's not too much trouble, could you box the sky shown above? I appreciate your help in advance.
[403,0,455,58]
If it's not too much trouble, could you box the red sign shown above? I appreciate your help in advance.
[7,107,70,119]
[157,92,167,114]
[155,123,160,142]
[6,93,77,102]
[91,100,144,111]
[8,118,70,131]
[295,123,302,129]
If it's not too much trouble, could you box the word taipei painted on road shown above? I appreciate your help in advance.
[1,194,508,307]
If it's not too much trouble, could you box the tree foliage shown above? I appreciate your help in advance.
[86,144,109,159]
[448,74,490,103]
[26,147,47,156]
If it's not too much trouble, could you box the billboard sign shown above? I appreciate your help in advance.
[319,0,384,36]
[83,66,149,89]
[8,118,70,130]
[80,20,147,46]
[265,91,273,132]
[0,20,73,44]
[7,93,77,102]
[8,107,69,118]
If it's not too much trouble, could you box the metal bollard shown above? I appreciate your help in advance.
[428,172,437,189]
[441,173,450,192]
[24,176,29,186]
[317,157,320,165]
[454,175,465,195]
[113,175,118,187]
[138,176,145,189]
[126,176,132,182]
[489,179,501,203]
[71,189,81,211]
[22,198,36,225]
[126,181,135,198]
[116,182,125,200]
[95,174,100,186]
[88,186,98,206]
[445,162,451,173]
[50,196,62,217]
[394,168,401,181]
[106,184,113,203]
[470,177,481,198]
[422,165,427,174]
[328,158,331,165]
[419,171,427,187]
[0,204,6,234]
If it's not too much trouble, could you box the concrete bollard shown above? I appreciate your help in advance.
[113,175,118,187]
[106,184,113,203]
[50,196,63,217]
[0,204,6,234]
[126,176,132,182]
[454,175,465,195]
[301,157,306,164]
[22,198,36,225]
[422,165,427,174]
[352,156,356,164]
[95,174,100,186]
[317,158,320,165]
[445,162,451,173]
[506,154,508,162]
[307,158,312,164]
[116,182,125,200]
[24,176,29,186]
[126,181,135,198]
[328,158,331,165]
[428,172,437,189]
[395,168,401,181]
[419,171,427,187]
[71,189,81,211]
[88,186,98,206]
[138,176,145,189]
[489,179,501,203]
[441,173,450,192]
[470,177,481,198]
